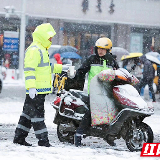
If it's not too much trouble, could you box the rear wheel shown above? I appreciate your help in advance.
[125,122,153,152]
[57,123,75,144]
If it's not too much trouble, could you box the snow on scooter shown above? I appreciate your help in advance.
[51,68,154,152]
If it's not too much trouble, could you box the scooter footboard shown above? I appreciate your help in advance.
[107,108,150,135]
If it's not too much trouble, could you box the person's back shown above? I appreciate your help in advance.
[137,55,156,102]
[143,58,155,81]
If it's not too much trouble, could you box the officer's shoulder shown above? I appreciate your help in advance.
[25,46,41,59]
[26,45,40,54]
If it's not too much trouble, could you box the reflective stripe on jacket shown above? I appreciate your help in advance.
[24,23,62,94]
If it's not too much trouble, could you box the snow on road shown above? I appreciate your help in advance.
[0,80,160,160]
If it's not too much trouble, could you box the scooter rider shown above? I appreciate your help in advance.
[73,37,119,147]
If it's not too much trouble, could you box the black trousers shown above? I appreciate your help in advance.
[14,94,48,141]
[137,79,156,102]
[76,97,91,135]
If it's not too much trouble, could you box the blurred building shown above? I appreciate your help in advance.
[0,0,160,67]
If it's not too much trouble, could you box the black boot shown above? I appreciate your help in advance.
[74,133,82,147]
[13,137,32,146]
[38,138,52,147]
[104,135,116,147]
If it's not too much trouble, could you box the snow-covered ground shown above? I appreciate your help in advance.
[0,72,160,160]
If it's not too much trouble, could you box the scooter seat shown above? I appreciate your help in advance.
[69,89,88,104]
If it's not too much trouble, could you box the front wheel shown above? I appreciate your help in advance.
[125,122,153,152]
[57,123,75,144]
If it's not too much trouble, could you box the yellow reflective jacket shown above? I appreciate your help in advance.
[24,23,62,94]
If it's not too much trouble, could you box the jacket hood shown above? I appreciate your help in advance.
[139,55,147,64]
[32,23,56,49]
[54,53,62,64]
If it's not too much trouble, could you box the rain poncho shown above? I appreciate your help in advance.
[24,23,62,94]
